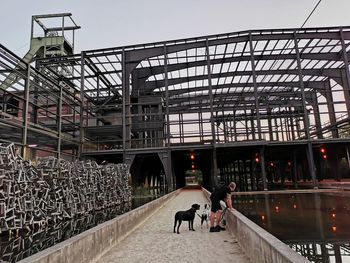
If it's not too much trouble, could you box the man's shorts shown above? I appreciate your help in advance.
[210,197,222,212]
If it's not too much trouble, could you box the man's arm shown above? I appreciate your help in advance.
[225,193,233,209]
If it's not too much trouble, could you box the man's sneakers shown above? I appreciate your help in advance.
[209,225,225,232]
[217,225,226,231]
[209,226,220,232]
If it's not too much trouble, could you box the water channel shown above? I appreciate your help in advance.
[233,191,350,263]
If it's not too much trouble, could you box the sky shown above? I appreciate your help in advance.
[1,0,350,58]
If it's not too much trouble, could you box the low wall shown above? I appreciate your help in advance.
[202,188,309,263]
[19,189,181,263]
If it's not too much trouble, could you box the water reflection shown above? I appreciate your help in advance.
[0,195,159,262]
[233,192,350,263]
[132,195,159,209]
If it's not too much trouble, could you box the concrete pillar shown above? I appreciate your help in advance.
[158,151,173,192]
[124,153,136,172]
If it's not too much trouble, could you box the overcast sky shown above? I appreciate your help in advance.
[1,0,350,57]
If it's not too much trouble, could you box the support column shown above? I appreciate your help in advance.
[205,39,216,145]
[244,108,249,139]
[285,116,291,141]
[122,49,132,151]
[22,65,31,160]
[324,80,339,138]
[294,32,317,188]
[233,112,237,141]
[57,86,63,160]
[267,108,274,141]
[289,107,296,140]
[124,154,136,173]
[274,117,280,141]
[280,117,285,141]
[159,151,173,192]
[179,113,184,143]
[340,29,350,117]
[334,245,342,263]
[223,110,228,142]
[206,39,219,185]
[78,52,85,158]
[260,147,268,191]
[250,109,256,140]
[249,32,262,139]
[163,44,171,147]
[340,69,350,115]
[311,91,322,139]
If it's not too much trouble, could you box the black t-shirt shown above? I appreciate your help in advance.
[212,186,231,201]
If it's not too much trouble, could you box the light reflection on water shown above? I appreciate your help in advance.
[233,192,350,263]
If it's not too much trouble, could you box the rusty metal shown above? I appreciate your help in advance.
[0,143,131,235]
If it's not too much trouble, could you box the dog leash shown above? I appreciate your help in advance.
[196,212,202,219]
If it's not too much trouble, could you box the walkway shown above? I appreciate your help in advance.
[97,189,250,263]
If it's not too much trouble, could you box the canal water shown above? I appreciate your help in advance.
[0,195,160,263]
[233,191,350,263]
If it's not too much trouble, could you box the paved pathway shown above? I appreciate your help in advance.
[98,189,250,263]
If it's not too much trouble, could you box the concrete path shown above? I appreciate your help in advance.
[98,189,250,263]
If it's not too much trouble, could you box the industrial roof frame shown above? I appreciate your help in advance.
[36,26,350,151]
[2,25,350,190]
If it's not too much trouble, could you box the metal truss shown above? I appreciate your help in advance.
[0,44,81,159]
[36,26,350,154]
[3,26,350,176]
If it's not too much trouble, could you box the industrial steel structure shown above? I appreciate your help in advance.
[2,24,350,191]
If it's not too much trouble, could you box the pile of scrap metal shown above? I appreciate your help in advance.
[0,143,131,234]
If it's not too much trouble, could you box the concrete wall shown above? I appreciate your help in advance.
[202,188,310,263]
[19,190,181,263]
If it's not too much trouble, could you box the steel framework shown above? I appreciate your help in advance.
[2,26,350,190]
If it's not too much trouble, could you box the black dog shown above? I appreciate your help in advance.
[173,203,200,234]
